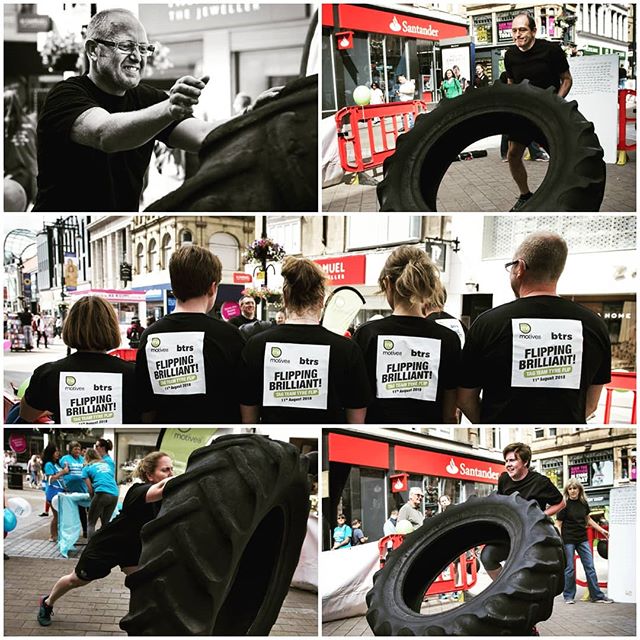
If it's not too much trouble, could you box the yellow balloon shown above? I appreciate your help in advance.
[353,85,371,106]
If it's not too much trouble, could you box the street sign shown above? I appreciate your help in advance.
[120,262,132,283]
[17,14,51,32]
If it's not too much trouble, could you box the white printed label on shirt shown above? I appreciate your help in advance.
[511,318,583,388]
[376,335,441,401]
[435,318,466,348]
[262,342,330,409]
[59,372,122,424]
[146,331,206,395]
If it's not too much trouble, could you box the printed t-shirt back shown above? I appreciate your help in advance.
[59,371,123,424]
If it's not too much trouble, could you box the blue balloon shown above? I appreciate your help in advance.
[4,508,17,533]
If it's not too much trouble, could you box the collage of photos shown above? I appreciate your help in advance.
[2,1,638,639]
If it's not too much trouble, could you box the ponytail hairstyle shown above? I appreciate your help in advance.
[96,438,113,452]
[84,448,101,465]
[281,256,327,315]
[563,478,589,506]
[132,451,170,482]
[378,246,443,309]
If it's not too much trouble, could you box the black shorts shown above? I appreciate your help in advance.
[74,554,113,581]
[507,122,545,148]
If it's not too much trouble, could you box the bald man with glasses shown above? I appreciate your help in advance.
[33,8,217,212]
[457,231,611,424]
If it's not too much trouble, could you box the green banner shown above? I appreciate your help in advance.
[155,428,221,476]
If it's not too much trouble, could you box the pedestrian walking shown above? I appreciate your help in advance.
[36,314,49,348]
[37,451,173,626]
[332,514,352,550]
[557,479,613,604]
[18,307,33,350]
[353,246,461,424]
[19,295,140,424]
[82,449,119,539]
[41,444,69,542]
[239,256,371,423]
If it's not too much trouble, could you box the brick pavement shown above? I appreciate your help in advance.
[322,593,636,636]
[322,148,636,212]
[3,489,317,636]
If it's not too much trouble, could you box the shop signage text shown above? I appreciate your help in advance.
[233,272,253,284]
[332,5,467,41]
[314,255,366,286]
[396,446,502,484]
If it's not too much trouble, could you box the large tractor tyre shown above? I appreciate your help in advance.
[119,434,311,636]
[146,74,318,212]
[377,80,606,212]
[365,493,565,636]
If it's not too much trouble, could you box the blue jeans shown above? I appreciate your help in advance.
[563,540,606,601]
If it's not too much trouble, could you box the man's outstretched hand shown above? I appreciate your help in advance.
[168,75,210,119]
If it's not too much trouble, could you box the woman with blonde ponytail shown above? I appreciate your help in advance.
[353,246,462,423]
[239,256,371,423]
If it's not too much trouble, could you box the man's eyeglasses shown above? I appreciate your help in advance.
[94,39,155,56]
[504,258,528,272]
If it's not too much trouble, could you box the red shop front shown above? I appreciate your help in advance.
[323,430,503,549]
[322,4,469,114]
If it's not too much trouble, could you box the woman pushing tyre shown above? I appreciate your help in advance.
[120,434,312,636]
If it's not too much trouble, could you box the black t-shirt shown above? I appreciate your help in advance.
[135,312,245,423]
[81,482,160,568]
[459,296,611,423]
[498,469,563,512]
[353,315,461,423]
[426,311,468,347]
[505,39,570,91]
[229,315,255,328]
[238,323,371,423]
[33,76,178,212]
[24,351,139,424]
[557,499,590,544]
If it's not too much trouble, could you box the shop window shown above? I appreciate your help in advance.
[160,233,172,270]
[360,468,386,541]
[208,232,239,271]
[322,30,337,112]
[267,217,301,255]
[339,32,371,107]
[534,428,545,439]
[180,229,193,245]
[384,36,409,102]
[416,40,435,101]
[147,239,157,273]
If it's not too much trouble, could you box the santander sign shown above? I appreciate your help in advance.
[390,15,440,37]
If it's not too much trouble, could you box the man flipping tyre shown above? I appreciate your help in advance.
[505,13,573,211]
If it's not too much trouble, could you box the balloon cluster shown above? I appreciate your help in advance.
[4,497,32,533]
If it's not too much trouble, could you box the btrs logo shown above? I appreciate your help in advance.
[271,346,282,358]
[446,458,459,474]
[389,16,402,32]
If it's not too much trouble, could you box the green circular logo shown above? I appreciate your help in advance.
[383,339,394,350]
[151,337,161,348]
[65,376,76,386]
[271,346,282,358]
[519,323,532,334]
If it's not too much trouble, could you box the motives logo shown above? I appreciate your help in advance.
[516,321,542,340]
[519,323,531,334]
[65,376,76,386]
[271,346,282,358]
[381,339,401,356]
[149,336,169,352]
[151,337,161,348]
[383,339,394,350]
[269,345,290,364]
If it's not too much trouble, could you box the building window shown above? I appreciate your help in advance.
[208,232,239,271]
[135,243,144,275]
[347,215,421,250]
[161,233,172,270]
[534,428,545,439]
[147,239,157,273]
[267,216,301,254]
[180,229,193,245]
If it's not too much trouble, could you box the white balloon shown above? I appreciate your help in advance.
[51,494,59,511]
[395,519,414,534]
[7,497,32,519]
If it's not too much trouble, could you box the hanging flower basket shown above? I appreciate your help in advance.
[244,238,286,264]
[41,31,83,72]
[241,286,283,307]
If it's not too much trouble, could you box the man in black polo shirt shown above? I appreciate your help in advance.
[457,231,611,423]
[505,13,573,211]
[33,8,217,211]
[481,442,565,581]
[135,245,245,423]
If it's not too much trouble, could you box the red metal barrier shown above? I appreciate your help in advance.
[378,534,478,596]
[109,348,138,361]
[604,371,636,424]
[335,101,429,173]
[575,524,608,589]
[618,89,636,152]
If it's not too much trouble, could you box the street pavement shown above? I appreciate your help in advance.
[3,484,318,636]
[322,145,636,212]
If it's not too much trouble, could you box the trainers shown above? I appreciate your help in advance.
[592,597,614,603]
[38,595,53,626]
[510,192,533,211]
[564,598,575,604]
[533,156,549,162]
[38,512,49,517]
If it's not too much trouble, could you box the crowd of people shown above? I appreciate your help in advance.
[8,229,611,426]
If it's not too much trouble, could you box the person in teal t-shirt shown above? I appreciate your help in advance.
[332,514,352,550]
[59,441,87,537]
[82,450,119,539]
[95,438,116,477]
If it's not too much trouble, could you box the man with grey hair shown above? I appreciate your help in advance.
[457,231,610,423]
[33,8,217,211]
[397,486,424,530]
